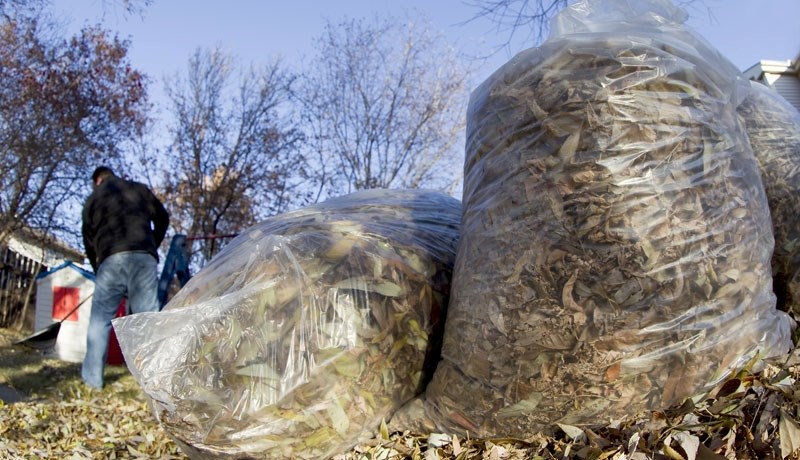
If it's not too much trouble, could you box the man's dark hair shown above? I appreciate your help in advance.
[91,166,115,183]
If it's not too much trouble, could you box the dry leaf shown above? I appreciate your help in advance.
[779,408,800,459]
[670,431,700,460]
[558,424,588,444]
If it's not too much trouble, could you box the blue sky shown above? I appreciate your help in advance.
[55,0,800,79]
[53,0,800,100]
[50,0,800,118]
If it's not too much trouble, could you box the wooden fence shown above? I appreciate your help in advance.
[0,246,45,328]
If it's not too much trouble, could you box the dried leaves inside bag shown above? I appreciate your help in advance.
[113,189,460,459]
[737,81,800,315]
[424,1,793,438]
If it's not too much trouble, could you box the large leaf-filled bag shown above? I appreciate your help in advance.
[113,189,460,459]
[737,82,800,313]
[423,0,794,437]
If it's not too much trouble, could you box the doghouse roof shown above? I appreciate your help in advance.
[36,261,95,282]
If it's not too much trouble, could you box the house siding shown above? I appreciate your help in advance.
[772,74,800,112]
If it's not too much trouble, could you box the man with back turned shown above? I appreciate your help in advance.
[81,166,169,389]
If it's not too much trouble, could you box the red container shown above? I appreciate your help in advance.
[107,299,126,366]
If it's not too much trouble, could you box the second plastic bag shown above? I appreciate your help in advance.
[113,189,460,459]
[737,82,800,314]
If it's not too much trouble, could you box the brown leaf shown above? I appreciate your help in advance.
[780,408,800,459]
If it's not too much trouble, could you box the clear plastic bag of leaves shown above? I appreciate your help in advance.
[113,189,460,459]
[422,0,795,438]
[737,82,800,315]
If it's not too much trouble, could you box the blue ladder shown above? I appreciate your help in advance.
[157,234,191,309]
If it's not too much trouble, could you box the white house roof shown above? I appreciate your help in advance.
[743,59,799,80]
[7,226,85,268]
[743,52,800,112]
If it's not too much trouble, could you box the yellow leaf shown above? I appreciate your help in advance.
[379,418,390,441]
[326,398,350,436]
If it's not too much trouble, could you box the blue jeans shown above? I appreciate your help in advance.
[82,251,160,388]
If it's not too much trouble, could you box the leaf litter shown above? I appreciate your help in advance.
[4,343,800,459]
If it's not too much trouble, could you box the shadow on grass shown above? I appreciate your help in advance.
[0,341,132,401]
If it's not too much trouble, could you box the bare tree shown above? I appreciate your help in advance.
[0,0,44,18]
[296,14,469,200]
[1,0,152,18]
[161,47,304,266]
[464,0,567,48]
[108,0,153,16]
[464,0,704,50]
[0,13,148,248]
